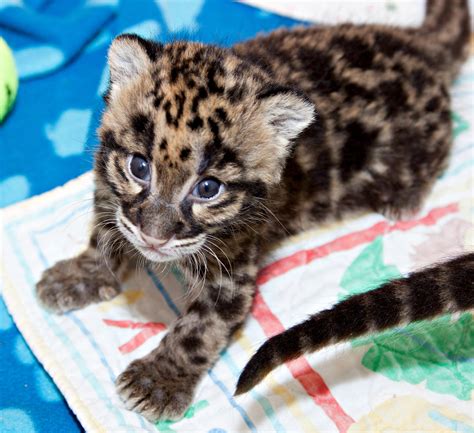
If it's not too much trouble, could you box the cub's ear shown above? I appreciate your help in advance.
[250,86,315,185]
[107,34,163,100]
[257,86,315,144]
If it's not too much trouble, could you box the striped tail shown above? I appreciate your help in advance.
[420,0,471,80]
[235,253,474,395]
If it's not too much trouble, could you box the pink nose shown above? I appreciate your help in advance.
[140,231,170,249]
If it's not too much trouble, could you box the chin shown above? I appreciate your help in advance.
[137,247,179,263]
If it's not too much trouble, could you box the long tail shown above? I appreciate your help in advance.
[235,253,474,395]
[419,0,471,80]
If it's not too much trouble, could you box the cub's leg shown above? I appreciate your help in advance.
[36,193,124,313]
[116,266,257,421]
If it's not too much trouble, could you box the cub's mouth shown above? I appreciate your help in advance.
[116,209,205,262]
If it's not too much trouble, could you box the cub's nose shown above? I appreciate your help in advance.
[139,231,172,249]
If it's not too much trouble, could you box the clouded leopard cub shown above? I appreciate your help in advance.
[36,0,472,421]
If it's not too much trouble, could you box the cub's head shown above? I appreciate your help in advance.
[96,34,314,262]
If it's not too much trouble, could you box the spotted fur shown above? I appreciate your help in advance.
[36,0,472,420]
[236,253,474,395]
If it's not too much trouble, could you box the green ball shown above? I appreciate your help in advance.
[0,37,19,123]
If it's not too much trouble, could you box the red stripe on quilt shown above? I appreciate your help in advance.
[257,203,458,285]
[251,203,458,431]
[103,319,167,353]
[252,291,355,432]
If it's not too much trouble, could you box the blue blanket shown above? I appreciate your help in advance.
[0,1,302,431]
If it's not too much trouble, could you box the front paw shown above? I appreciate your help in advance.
[36,250,120,314]
[116,358,195,421]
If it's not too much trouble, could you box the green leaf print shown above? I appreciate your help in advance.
[452,111,469,138]
[340,236,400,298]
[155,400,209,433]
[341,237,474,400]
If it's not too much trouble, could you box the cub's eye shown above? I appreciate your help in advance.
[192,178,224,200]
[129,154,151,182]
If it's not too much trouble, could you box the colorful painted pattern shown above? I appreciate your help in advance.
[1,53,473,430]
[0,1,304,431]
[1,1,473,432]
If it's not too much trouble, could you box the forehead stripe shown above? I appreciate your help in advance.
[131,113,155,157]
[101,130,127,154]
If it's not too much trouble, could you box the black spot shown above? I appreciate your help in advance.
[175,91,186,121]
[307,147,332,192]
[234,274,255,286]
[215,294,246,322]
[344,82,375,101]
[170,66,179,83]
[378,79,407,117]
[409,68,431,95]
[192,86,208,113]
[233,251,250,268]
[407,269,443,321]
[89,234,98,248]
[131,113,155,156]
[207,63,225,94]
[163,92,186,128]
[440,108,450,124]
[163,100,172,125]
[216,147,239,169]
[187,116,203,130]
[227,180,267,199]
[181,336,203,352]
[306,145,333,221]
[186,78,196,88]
[188,301,210,317]
[207,117,222,148]
[208,117,220,137]
[101,130,126,153]
[331,295,370,339]
[191,355,207,365]
[425,96,441,112]
[269,327,302,360]
[153,95,163,108]
[131,113,149,134]
[299,49,340,95]
[340,121,377,182]
[374,32,437,67]
[214,107,230,125]
[159,138,167,151]
[310,201,332,221]
[446,254,474,310]
[192,48,204,64]
[305,310,334,348]
[174,221,184,234]
[198,144,213,175]
[369,282,403,329]
[179,147,191,161]
[332,35,379,70]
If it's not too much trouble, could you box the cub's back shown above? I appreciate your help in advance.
[234,23,456,230]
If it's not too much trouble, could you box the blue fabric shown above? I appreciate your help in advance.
[0,1,303,431]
